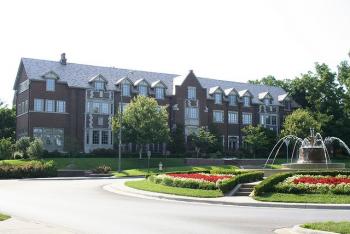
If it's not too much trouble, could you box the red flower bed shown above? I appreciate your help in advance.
[293,176,350,185]
[167,173,232,183]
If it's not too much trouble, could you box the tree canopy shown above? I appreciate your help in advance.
[188,127,217,157]
[112,96,170,158]
[242,125,276,158]
[0,102,16,140]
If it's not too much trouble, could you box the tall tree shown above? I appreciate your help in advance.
[0,102,16,140]
[188,127,217,158]
[242,125,275,158]
[281,109,321,139]
[112,96,170,158]
[249,75,291,91]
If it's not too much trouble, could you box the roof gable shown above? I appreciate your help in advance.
[224,88,238,96]
[89,74,107,83]
[42,70,59,80]
[209,86,224,94]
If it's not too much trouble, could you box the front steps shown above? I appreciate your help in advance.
[233,183,256,196]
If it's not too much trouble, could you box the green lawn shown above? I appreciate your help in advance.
[0,160,30,166]
[114,165,239,177]
[0,214,10,221]
[125,179,224,198]
[302,221,350,234]
[254,193,350,204]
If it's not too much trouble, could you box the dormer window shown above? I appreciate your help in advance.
[243,96,250,107]
[229,95,237,106]
[264,98,271,106]
[284,100,291,110]
[122,83,131,96]
[139,85,148,96]
[94,81,104,90]
[214,93,222,104]
[46,79,55,92]
[155,87,164,99]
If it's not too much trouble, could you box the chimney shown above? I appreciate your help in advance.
[60,53,67,65]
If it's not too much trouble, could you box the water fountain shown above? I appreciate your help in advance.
[265,128,349,170]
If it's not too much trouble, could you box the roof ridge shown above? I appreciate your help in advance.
[21,57,178,77]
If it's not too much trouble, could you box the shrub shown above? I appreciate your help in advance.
[92,165,112,174]
[15,137,31,158]
[253,172,293,196]
[209,168,242,175]
[218,171,264,193]
[0,160,57,178]
[148,174,218,190]
[27,138,44,159]
[91,148,117,156]
[0,138,14,159]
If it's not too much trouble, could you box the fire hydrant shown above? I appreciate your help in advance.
[159,162,163,171]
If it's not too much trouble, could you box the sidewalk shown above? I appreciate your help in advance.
[0,217,77,234]
[104,178,350,210]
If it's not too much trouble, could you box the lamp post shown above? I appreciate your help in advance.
[117,71,133,173]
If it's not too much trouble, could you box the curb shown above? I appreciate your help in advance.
[103,179,350,210]
[292,225,337,234]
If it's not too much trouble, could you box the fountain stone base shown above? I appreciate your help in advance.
[282,162,345,169]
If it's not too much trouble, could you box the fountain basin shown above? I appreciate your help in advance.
[282,162,345,170]
[298,146,327,163]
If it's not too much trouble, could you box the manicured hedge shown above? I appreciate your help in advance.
[148,174,217,190]
[0,160,57,178]
[217,171,264,193]
[253,171,350,196]
[209,168,243,175]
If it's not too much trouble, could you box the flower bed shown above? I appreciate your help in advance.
[167,173,232,183]
[148,173,233,190]
[275,174,350,194]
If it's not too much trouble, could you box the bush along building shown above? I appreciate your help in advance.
[13,54,298,154]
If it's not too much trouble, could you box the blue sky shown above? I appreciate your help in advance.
[1,0,349,105]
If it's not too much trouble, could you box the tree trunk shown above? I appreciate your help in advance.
[139,145,143,159]
[196,147,200,158]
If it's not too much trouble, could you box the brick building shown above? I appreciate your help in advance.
[13,54,297,153]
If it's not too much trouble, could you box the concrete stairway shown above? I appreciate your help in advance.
[233,183,255,196]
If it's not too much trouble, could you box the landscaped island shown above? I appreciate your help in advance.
[254,171,350,203]
[126,168,263,198]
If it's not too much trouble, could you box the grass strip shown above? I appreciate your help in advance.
[0,214,10,221]
[115,165,239,177]
[302,221,350,234]
[254,193,350,204]
[125,179,224,198]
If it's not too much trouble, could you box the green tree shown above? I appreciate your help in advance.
[281,109,321,139]
[188,127,217,158]
[0,138,14,159]
[249,75,291,91]
[0,102,16,140]
[15,137,31,158]
[112,96,170,158]
[27,138,44,159]
[242,125,275,158]
[168,124,186,154]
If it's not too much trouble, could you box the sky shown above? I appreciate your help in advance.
[0,0,349,105]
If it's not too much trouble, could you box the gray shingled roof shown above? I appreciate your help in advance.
[19,58,289,106]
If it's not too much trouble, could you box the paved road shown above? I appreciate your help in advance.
[0,178,348,234]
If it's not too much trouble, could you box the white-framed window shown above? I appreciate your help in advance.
[213,110,224,123]
[98,117,104,126]
[188,87,196,100]
[242,113,252,124]
[186,107,199,119]
[271,115,277,125]
[228,111,238,124]
[46,79,55,92]
[94,81,104,90]
[56,100,66,113]
[92,102,100,113]
[243,96,250,107]
[214,93,222,104]
[155,87,164,99]
[92,130,100,144]
[34,99,44,112]
[139,85,148,96]
[101,103,109,114]
[101,131,109,144]
[45,100,55,112]
[25,100,28,113]
[122,83,130,96]
[228,95,237,106]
